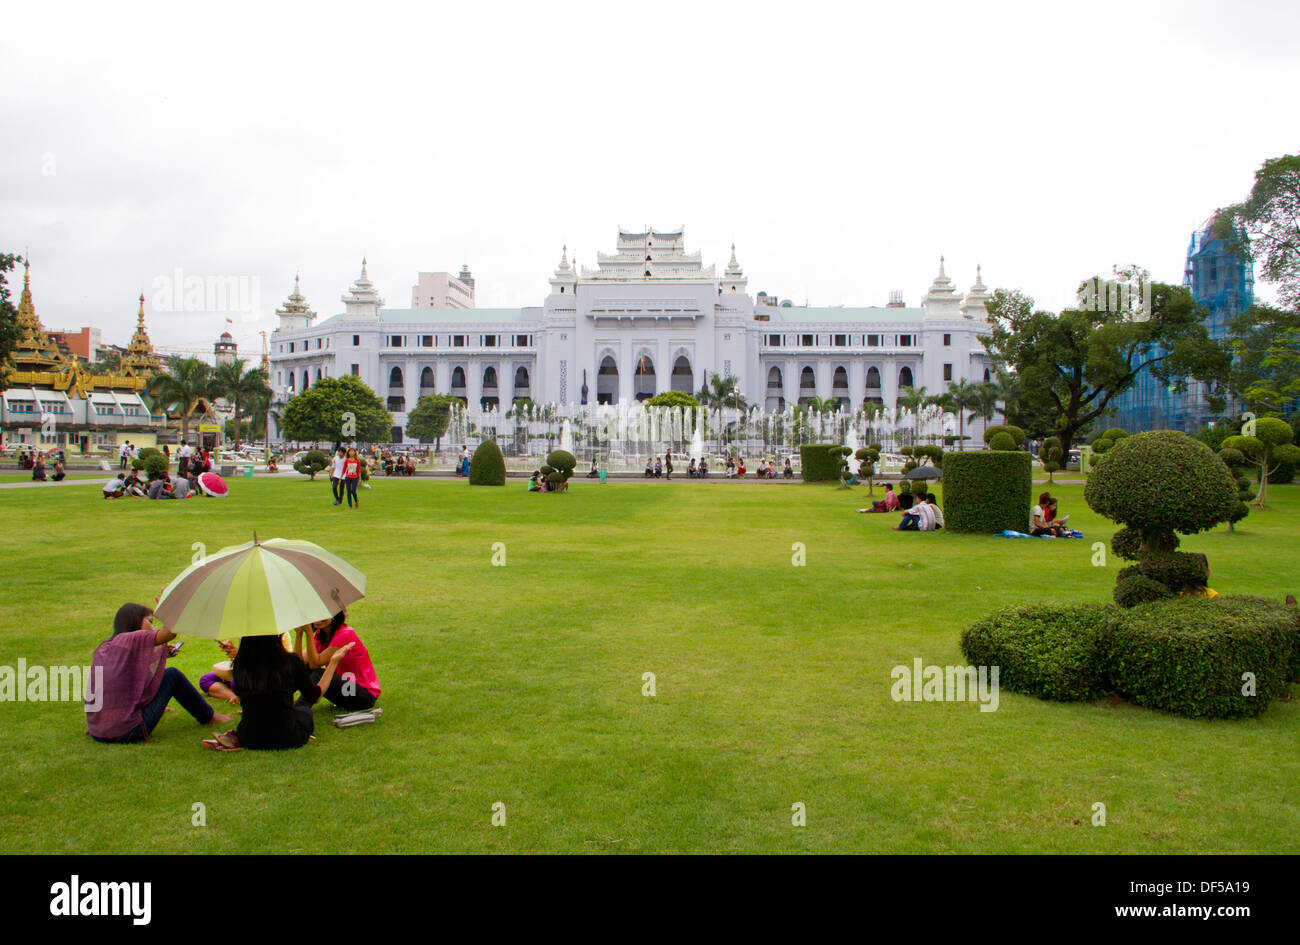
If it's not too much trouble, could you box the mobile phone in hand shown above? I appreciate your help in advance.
[167,642,184,657]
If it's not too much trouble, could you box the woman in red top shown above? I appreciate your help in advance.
[343,447,361,508]
[297,609,380,711]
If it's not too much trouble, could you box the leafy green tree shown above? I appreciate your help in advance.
[407,393,457,450]
[1221,417,1300,508]
[1214,153,1300,310]
[804,395,839,440]
[982,278,1231,454]
[209,357,267,445]
[645,390,699,410]
[943,378,983,449]
[278,375,392,445]
[1225,304,1300,414]
[148,357,213,446]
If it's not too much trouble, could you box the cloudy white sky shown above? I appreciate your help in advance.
[2,0,1296,356]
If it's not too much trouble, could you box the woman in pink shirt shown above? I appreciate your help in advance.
[87,603,234,743]
[343,447,361,508]
[297,609,380,711]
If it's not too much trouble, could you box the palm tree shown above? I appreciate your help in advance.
[698,373,747,451]
[148,357,212,447]
[805,395,840,441]
[896,385,930,445]
[210,358,268,446]
[945,379,984,449]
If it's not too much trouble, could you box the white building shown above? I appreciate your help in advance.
[269,227,996,443]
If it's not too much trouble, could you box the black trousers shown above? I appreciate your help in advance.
[331,476,344,502]
[307,668,377,711]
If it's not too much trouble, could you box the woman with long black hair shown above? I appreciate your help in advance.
[209,634,351,750]
[297,609,380,711]
[87,603,234,743]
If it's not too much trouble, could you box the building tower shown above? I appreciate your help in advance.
[275,273,316,331]
[215,330,237,366]
[119,294,160,378]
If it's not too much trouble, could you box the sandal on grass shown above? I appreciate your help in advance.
[201,737,240,752]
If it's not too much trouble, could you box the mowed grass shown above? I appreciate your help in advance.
[0,474,1297,854]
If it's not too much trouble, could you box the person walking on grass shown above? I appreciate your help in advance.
[344,447,361,508]
[335,447,351,506]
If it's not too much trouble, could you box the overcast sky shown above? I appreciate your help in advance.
[3,0,1295,357]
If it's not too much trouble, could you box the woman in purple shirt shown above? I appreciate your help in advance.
[86,603,234,743]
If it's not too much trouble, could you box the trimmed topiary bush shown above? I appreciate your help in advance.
[545,449,576,488]
[293,449,329,479]
[799,443,841,482]
[988,431,1018,452]
[469,439,507,486]
[982,425,1026,449]
[1085,431,1237,602]
[855,446,880,492]
[960,603,1113,701]
[1040,436,1063,482]
[1102,596,1294,718]
[133,449,169,481]
[1138,550,1209,591]
[941,450,1033,533]
[1113,566,1174,607]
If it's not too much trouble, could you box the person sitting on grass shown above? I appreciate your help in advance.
[644,458,654,478]
[123,469,146,497]
[895,497,936,531]
[87,603,234,744]
[588,458,600,478]
[199,640,240,705]
[1180,553,1219,599]
[926,495,944,530]
[737,458,747,478]
[51,457,66,481]
[687,458,697,478]
[102,473,126,499]
[783,458,793,479]
[1029,492,1064,537]
[528,470,542,492]
[206,633,353,751]
[297,611,380,712]
[32,453,47,481]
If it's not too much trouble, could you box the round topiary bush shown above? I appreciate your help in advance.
[469,439,507,486]
[293,449,329,479]
[1085,431,1237,552]
[960,603,1113,701]
[1138,550,1209,591]
[134,449,170,481]
[1040,436,1063,481]
[1102,596,1294,718]
[982,425,1026,449]
[988,431,1018,452]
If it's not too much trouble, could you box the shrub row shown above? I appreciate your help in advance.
[960,596,1300,718]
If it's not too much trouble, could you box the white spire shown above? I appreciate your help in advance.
[961,264,991,321]
[924,255,961,319]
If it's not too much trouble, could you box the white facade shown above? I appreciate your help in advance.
[269,228,996,442]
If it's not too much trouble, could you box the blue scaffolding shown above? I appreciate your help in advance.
[1098,219,1254,433]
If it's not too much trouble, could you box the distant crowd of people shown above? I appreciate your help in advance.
[22,448,66,482]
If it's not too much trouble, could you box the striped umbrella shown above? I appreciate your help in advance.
[154,534,366,638]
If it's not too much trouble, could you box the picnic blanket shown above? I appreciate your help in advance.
[998,528,1084,539]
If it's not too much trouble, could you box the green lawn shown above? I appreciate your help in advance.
[0,476,1296,853]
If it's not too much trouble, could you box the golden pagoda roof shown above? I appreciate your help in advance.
[10,262,61,371]
[120,293,160,378]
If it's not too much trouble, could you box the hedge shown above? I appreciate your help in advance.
[960,603,1113,701]
[800,443,841,482]
[1113,566,1173,608]
[469,439,506,486]
[1102,596,1294,718]
[941,450,1032,533]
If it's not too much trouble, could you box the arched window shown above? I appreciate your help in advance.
[984,367,991,382]
[420,367,434,392]
[832,366,850,408]
[634,354,655,401]
[513,366,530,396]
[765,366,784,411]
[302,370,310,391]
[899,366,914,389]
[315,368,322,381]
[451,366,467,390]
[388,366,403,389]
[483,366,498,389]
[596,355,618,405]
[866,366,882,391]
[671,355,693,393]
[798,366,816,405]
